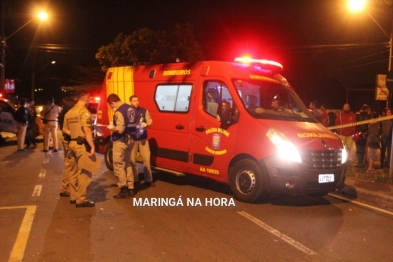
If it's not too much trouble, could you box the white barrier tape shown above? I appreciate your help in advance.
[327,114,393,130]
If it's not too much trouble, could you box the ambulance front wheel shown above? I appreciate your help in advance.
[104,141,114,171]
[230,159,267,203]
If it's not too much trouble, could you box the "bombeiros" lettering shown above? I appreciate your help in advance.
[163,69,191,76]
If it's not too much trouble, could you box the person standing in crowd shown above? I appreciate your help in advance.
[62,89,95,207]
[14,99,29,151]
[25,98,38,148]
[366,112,381,172]
[380,108,392,168]
[335,103,356,161]
[41,97,61,152]
[320,104,329,127]
[328,111,338,132]
[354,104,372,168]
[129,95,155,187]
[107,94,136,198]
[58,94,77,198]
[309,100,322,123]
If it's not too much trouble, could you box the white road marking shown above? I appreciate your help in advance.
[38,169,46,178]
[32,185,42,197]
[238,211,317,256]
[328,193,393,216]
[0,205,37,262]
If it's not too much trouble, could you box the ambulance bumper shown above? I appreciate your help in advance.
[262,156,347,195]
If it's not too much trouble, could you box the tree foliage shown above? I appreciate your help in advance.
[95,24,204,71]
[60,65,104,94]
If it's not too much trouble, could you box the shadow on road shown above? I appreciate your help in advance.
[153,171,233,196]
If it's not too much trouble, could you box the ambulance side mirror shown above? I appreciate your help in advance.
[217,101,231,123]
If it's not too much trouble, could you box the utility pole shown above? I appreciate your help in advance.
[388,17,393,177]
[1,1,5,95]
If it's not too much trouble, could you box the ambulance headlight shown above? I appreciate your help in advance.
[266,127,302,163]
[341,147,348,164]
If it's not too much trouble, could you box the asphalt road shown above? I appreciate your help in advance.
[1,141,393,262]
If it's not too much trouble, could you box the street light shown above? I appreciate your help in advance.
[346,0,393,176]
[347,0,393,71]
[0,6,48,96]
[31,60,55,100]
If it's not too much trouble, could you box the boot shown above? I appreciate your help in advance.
[129,188,136,197]
[113,186,130,199]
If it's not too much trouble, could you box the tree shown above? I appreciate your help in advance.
[95,24,204,71]
[60,65,104,94]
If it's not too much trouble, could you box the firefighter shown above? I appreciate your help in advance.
[107,94,136,198]
[129,95,155,187]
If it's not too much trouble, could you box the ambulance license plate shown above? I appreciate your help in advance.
[318,174,334,183]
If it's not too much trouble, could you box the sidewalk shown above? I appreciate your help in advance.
[333,163,393,212]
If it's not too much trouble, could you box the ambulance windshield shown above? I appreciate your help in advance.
[234,79,315,122]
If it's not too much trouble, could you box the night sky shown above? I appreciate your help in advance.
[3,0,393,111]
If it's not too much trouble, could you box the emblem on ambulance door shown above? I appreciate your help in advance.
[212,134,221,150]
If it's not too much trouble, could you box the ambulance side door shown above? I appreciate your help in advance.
[189,79,239,180]
[149,84,193,172]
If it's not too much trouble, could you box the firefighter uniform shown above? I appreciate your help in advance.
[63,103,93,206]
[112,103,135,198]
[130,107,154,184]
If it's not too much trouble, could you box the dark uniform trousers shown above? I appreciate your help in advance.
[65,141,92,204]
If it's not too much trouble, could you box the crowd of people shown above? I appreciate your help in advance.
[13,97,61,152]
[309,100,393,172]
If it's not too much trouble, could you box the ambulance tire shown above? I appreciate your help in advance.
[104,141,114,171]
[230,159,266,203]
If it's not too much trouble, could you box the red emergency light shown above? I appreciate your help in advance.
[234,57,283,69]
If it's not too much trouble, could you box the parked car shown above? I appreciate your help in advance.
[0,97,17,134]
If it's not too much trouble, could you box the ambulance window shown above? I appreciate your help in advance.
[203,81,233,117]
[155,84,192,112]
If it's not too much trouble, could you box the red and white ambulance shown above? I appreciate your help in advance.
[95,58,347,203]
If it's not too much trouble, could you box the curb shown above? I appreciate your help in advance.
[334,185,393,212]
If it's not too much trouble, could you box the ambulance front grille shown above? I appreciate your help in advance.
[300,150,342,170]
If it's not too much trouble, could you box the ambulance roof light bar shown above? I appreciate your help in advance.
[234,57,283,69]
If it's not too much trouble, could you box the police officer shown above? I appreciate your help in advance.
[107,94,136,198]
[14,99,29,151]
[41,96,61,152]
[129,95,154,187]
[58,94,77,198]
[62,89,95,207]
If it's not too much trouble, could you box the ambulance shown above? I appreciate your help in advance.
[95,58,347,203]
